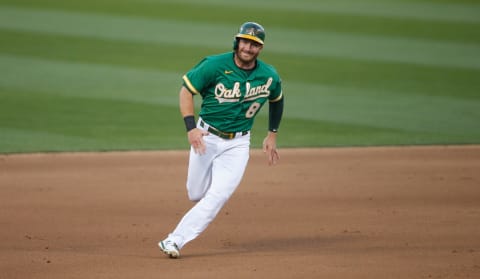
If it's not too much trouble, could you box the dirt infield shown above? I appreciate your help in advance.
[1,146,479,279]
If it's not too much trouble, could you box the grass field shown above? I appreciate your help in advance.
[1,0,479,153]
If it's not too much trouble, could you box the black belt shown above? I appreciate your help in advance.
[199,120,249,140]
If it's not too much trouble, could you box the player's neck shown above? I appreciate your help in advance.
[234,54,256,71]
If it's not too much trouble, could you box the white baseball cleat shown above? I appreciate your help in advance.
[158,240,180,258]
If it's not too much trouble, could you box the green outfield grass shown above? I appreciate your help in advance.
[1,0,479,153]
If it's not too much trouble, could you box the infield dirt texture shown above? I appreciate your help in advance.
[1,146,479,278]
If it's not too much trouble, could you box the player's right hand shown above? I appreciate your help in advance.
[188,128,209,155]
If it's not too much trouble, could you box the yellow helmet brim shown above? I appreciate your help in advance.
[235,34,264,45]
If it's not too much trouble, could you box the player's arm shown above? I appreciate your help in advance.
[179,86,195,118]
[263,96,284,165]
[179,86,208,154]
[268,96,284,133]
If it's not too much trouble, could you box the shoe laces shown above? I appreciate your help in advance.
[163,240,178,250]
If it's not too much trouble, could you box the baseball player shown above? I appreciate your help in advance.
[158,22,284,258]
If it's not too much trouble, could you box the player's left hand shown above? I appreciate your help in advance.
[263,132,280,166]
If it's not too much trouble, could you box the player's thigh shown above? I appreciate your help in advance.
[186,136,217,201]
[210,139,250,198]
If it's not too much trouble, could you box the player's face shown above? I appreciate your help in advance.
[235,39,263,67]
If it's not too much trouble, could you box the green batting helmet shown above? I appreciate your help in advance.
[233,22,265,49]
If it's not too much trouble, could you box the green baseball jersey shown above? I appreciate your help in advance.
[182,52,283,132]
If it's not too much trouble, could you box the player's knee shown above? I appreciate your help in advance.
[188,194,202,202]
[187,189,205,202]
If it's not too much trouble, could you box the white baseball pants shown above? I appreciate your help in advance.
[167,120,250,249]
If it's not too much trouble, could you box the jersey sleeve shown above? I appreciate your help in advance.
[268,76,283,103]
[182,57,216,96]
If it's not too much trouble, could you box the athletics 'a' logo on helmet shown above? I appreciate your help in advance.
[234,22,265,47]
[245,28,258,37]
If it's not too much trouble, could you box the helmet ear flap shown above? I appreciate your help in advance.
[233,38,239,50]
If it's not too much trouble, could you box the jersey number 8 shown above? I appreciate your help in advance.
[245,102,261,118]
